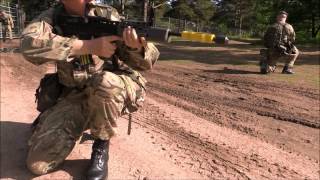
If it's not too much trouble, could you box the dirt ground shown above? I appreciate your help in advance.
[1,39,319,180]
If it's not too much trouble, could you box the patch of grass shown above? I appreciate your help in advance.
[228,36,263,45]
[166,60,319,89]
[263,65,320,89]
[157,38,319,89]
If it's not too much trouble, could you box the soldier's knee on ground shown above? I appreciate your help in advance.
[26,101,82,176]
[26,132,76,175]
[26,134,75,175]
[26,158,53,175]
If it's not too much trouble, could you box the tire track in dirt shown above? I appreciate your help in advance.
[2,41,319,179]
[145,64,319,128]
[143,62,320,163]
[128,98,318,179]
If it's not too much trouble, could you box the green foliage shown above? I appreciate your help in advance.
[16,0,319,41]
[212,0,319,40]
[164,0,196,20]
[191,0,215,22]
[20,0,57,21]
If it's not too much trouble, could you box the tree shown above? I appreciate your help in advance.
[20,0,56,20]
[283,0,320,38]
[191,0,215,22]
[164,0,196,20]
[212,0,319,39]
[212,0,256,36]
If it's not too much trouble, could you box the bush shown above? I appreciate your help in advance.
[296,31,320,44]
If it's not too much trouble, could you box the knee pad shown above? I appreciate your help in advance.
[26,159,53,175]
[27,129,76,175]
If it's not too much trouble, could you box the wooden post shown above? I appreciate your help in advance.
[120,0,125,15]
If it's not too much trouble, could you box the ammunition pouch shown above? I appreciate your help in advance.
[115,69,147,113]
[278,45,288,55]
[35,73,64,112]
[128,71,147,112]
[276,43,295,56]
[71,56,96,85]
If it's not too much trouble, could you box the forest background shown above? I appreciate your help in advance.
[2,0,319,44]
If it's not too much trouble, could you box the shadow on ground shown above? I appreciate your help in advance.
[204,68,261,75]
[157,41,320,66]
[0,121,89,179]
[0,121,34,179]
[61,159,89,179]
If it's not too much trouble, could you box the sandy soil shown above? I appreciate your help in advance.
[1,40,319,180]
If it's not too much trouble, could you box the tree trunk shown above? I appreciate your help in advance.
[121,0,125,14]
[311,12,319,38]
[144,0,149,22]
[311,12,315,38]
[239,9,242,37]
[239,0,243,37]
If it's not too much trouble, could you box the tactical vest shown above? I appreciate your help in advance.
[51,3,147,91]
[52,3,107,84]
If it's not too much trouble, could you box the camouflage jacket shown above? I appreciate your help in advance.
[20,2,159,87]
[264,22,296,49]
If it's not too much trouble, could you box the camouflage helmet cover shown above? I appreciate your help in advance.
[278,11,288,16]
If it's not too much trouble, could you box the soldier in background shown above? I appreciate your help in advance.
[261,11,299,74]
[0,10,14,42]
[20,0,159,179]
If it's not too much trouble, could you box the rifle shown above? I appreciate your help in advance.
[54,14,173,42]
[54,14,228,44]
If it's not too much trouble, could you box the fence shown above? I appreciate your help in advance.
[0,2,24,39]
[0,3,221,39]
[126,14,214,34]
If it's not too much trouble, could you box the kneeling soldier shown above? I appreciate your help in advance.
[261,11,299,74]
[20,0,159,179]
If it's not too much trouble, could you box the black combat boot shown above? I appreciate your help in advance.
[282,65,295,74]
[260,67,268,74]
[86,139,109,180]
[259,61,269,74]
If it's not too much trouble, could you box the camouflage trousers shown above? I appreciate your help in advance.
[26,71,146,175]
[2,25,13,42]
[260,46,299,72]
[268,46,299,67]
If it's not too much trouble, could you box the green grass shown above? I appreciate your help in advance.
[158,37,319,89]
[270,65,320,89]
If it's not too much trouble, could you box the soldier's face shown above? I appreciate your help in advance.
[61,0,94,15]
[61,0,94,7]
[277,14,287,22]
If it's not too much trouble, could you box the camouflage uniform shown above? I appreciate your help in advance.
[20,2,159,175]
[261,22,299,72]
[0,11,14,42]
